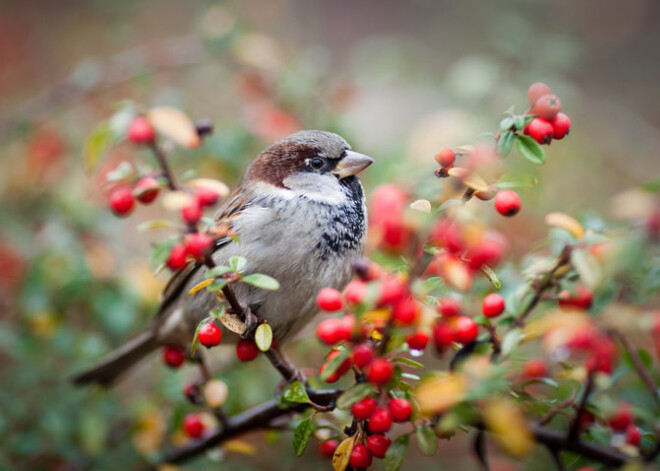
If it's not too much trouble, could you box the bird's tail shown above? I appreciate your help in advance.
[71,330,159,387]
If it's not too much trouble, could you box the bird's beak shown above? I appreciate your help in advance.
[333,151,374,179]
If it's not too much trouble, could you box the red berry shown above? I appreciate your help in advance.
[388,398,412,422]
[183,383,202,403]
[524,117,554,144]
[182,413,205,438]
[435,148,455,168]
[321,350,351,383]
[522,359,547,379]
[182,202,203,225]
[558,285,593,310]
[316,287,343,312]
[162,345,186,368]
[318,439,339,458]
[367,358,393,386]
[367,434,392,459]
[608,403,633,432]
[586,338,616,375]
[198,322,222,347]
[236,339,260,362]
[196,186,220,207]
[452,316,478,344]
[551,112,571,140]
[626,424,641,446]
[465,235,505,270]
[351,396,378,420]
[109,186,135,217]
[127,116,156,144]
[377,275,406,306]
[316,319,341,345]
[482,293,506,318]
[349,444,373,469]
[392,296,419,326]
[406,330,429,351]
[133,177,160,204]
[437,297,461,318]
[344,280,367,305]
[494,190,521,217]
[432,322,454,352]
[352,343,375,369]
[368,408,393,433]
[531,93,562,121]
[527,82,552,107]
[166,244,188,270]
[184,233,213,260]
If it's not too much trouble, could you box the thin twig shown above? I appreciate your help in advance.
[568,372,595,443]
[513,245,572,328]
[608,328,660,407]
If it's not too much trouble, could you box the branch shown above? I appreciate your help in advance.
[514,245,572,328]
[158,388,343,466]
[530,423,628,468]
[608,328,660,408]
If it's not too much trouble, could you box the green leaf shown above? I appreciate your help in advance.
[108,101,136,141]
[293,417,314,457]
[642,178,660,193]
[415,424,438,456]
[385,434,409,471]
[105,161,134,182]
[149,238,177,271]
[480,265,501,290]
[191,317,211,356]
[209,306,226,319]
[513,114,533,131]
[206,279,228,292]
[391,357,425,370]
[336,383,374,410]
[229,255,247,273]
[516,135,546,164]
[497,172,539,189]
[401,373,421,381]
[242,273,280,290]
[255,323,273,352]
[205,266,233,278]
[499,117,515,132]
[85,122,112,172]
[497,131,515,157]
[501,328,522,356]
[320,348,350,382]
[282,380,310,404]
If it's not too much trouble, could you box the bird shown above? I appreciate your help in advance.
[72,130,373,386]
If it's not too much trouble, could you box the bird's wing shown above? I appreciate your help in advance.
[156,185,254,319]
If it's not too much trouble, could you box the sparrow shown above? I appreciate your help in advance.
[72,130,373,386]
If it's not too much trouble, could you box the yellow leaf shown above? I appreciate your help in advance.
[545,212,584,239]
[362,309,391,324]
[162,191,195,211]
[524,310,591,350]
[187,178,231,199]
[223,439,257,455]
[447,167,489,193]
[483,398,533,457]
[332,435,356,471]
[189,278,215,295]
[415,374,466,415]
[204,379,228,408]
[147,106,201,148]
[132,406,166,456]
[410,199,432,213]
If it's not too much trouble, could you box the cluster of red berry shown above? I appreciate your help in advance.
[524,82,571,145]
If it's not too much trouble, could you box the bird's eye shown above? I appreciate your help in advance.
[309,158,325,170]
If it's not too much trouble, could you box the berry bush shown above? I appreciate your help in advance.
[73,82,660,470]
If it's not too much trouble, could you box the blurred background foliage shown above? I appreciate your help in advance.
[1,0,659,469]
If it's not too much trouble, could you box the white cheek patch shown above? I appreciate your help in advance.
[282,172,347,204]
